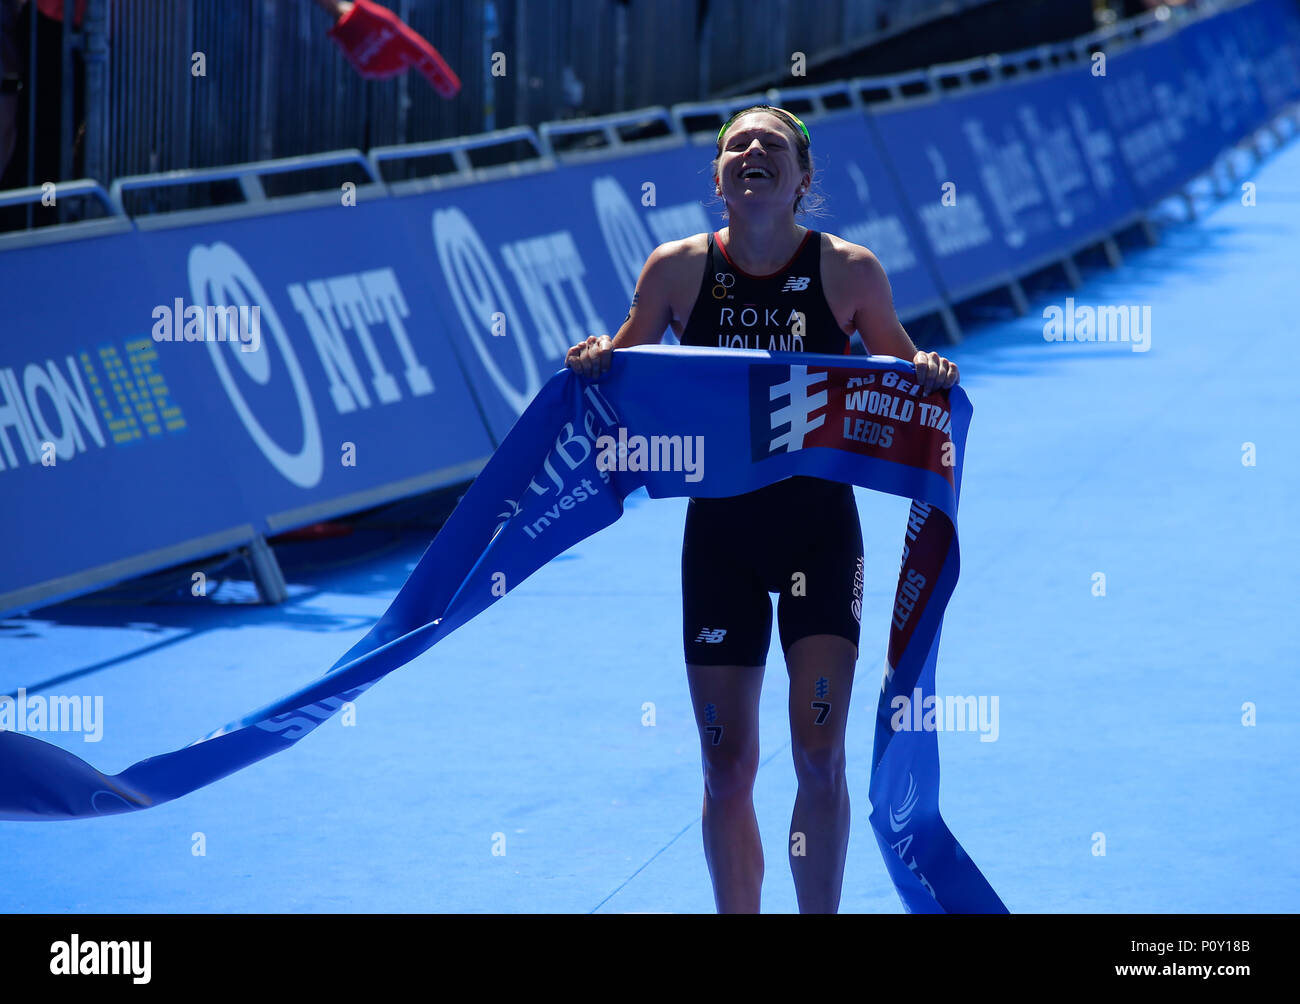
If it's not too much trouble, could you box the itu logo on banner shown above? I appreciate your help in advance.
[885,770,937,900]
[748,363,958,480]
[748,364,829,460]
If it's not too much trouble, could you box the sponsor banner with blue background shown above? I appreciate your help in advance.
[0,204,498,611]
[1264,0,1300,104]
[870,63,1143,303]
[1176,6,1272,144]
[0,230,275,602]
[135,201,498,505]
[1097,25,1235,204]
[387,143,712,444]
[869,96,1013,300]
[1,0,1296,615]
[1238,0,1300,109]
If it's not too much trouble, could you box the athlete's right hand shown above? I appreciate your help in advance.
[566,335,614,378]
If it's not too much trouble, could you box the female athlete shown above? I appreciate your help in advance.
[565,106,959,913]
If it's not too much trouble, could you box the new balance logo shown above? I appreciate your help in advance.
[781,276,810,292]
[695,628,727,643]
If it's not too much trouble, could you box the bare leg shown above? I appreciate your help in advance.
[785,634,857,913]
[686,661,766,913]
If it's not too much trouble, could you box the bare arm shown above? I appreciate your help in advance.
[850,249,958,394]
[567,242,681,376]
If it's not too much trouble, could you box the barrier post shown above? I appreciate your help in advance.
[1060,255,1083,291]
[58,0,75,201]
[82,0,108,188]
[1007,278,1029,316]
[241,535,288,606]
[939,305,963,344]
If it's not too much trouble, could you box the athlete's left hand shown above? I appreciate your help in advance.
[913,350,959,395]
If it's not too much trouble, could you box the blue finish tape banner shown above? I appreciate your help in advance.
[0,345,1004,914]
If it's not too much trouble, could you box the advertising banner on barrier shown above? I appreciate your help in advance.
[389,144,711,443]
[992,65,1142,244]
[1238,0,1300,112]
[869,97,1014,301]
[0,230,262,610]
[868,64,1138,300]
[1239,0,1300,110]
[1266,0,1300,102]
[133,203,496,516]
[0,202,497,614]
[1176,7,1272,146]
[1097,28,1228,204]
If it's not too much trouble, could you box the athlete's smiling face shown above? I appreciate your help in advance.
[716,112,809,214]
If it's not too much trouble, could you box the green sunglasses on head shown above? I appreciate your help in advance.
[716,106,811,148]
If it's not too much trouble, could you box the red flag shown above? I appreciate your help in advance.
[328,0,461,99]
[37,0,87,26]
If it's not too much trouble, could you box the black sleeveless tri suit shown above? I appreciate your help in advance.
[678,229,865,666]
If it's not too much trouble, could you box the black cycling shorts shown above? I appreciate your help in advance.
[681,476,864,666]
